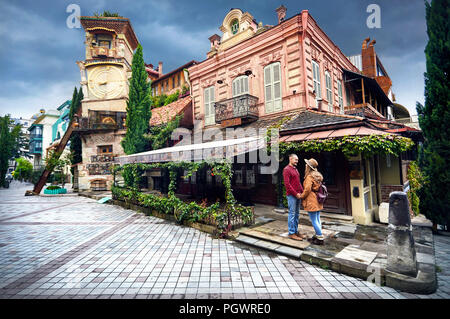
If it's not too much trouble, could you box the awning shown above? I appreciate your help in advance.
[280,126,394,142]
[115,136,266,165]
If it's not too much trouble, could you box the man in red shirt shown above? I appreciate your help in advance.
[283,154,305,241]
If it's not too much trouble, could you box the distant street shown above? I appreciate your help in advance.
[0,181,448,299]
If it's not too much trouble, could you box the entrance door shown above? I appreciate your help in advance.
[301,152,350,215]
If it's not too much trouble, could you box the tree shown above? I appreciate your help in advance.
[13,157,33,182]
[121,44,152,154]
[416,0,450,230]
[69,87,83,168]
[0,115,21,187]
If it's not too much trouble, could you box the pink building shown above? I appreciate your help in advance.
[188,7,361,128]
[118,7,420,224]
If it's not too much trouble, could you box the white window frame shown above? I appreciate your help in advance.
[204,86,215,126]
[325,71,333,111]
[264,62,282,114]
[337,79,344,113]
[312,61,322,101]
[232,75,249,97]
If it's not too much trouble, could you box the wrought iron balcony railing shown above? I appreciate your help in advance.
[214,94,259,123]
[74,111,127,131]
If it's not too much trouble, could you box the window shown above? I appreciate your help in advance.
[232,75,249,97]
[231,19,239,35]
[325,71,333,111]
[264,62,282,113]
[312,61,322,101]
[177,73,181,87]
[161,83,164,94]
[172,76,175,89]
[165,80,169,91]
[337,80,344,113]
[96,34,112,49]
[204,86,215,126]
[98,145,113,155]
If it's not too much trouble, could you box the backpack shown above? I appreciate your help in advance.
[316,182,328,204]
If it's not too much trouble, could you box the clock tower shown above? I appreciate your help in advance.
[74,16,139,192]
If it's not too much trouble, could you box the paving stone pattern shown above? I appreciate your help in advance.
[0,183,449,299]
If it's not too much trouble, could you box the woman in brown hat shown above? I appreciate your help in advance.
[299,158,325,245]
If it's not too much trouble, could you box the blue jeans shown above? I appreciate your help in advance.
[308,211,323,237]
[287,195,301,235]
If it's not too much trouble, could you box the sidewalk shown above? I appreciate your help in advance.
[233,204,437,294]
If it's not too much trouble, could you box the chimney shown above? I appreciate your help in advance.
[276,5,287,24]
[208,34,221,49]
[361,37,377,78]
[317,98,323,112]
[158,61,163,75]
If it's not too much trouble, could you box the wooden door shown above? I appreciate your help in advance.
[300,152,351,215]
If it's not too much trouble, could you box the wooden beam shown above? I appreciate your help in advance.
[361,78,366,104]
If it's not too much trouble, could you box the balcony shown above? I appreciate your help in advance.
[29,144,42,154]
[74,111,126,132]
[214,94,259,126]
[90,46,114,58]
[29,133,43,140]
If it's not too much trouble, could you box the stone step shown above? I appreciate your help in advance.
[274,208,354,223]
[235,234,303,259]
[239,228,310,250]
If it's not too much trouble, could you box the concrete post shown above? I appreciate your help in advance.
[386,191,418,277]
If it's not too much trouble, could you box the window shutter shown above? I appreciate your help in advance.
[204,87,215,126]
[273,63,282,111]
[265,62,282,113]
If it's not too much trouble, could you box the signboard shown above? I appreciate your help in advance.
[221,117,242,128]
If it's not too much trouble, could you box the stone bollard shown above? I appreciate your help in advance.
[386,191,418,277]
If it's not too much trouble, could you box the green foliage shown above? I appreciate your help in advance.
[114,160,253,236]
[93,11,122,17]
[43,151,71,186]
[150,90,180,109]
[70,87,83,166]
[0,115,22,187]
[146,114,182,150]
[31,168,44,185]
[407,161,422,216]
[13,157,33,181]
[46,185,61,190]
[416,0,450,227]
[122,44,152,155]
[280,135,414,159]
[181,84,189,95]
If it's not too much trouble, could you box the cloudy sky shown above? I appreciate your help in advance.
[0,0,428,119]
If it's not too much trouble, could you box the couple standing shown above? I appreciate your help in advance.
[282,154,324,245]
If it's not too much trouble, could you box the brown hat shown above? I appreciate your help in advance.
[304,158,318,171]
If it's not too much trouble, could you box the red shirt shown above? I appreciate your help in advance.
[283,164,304,197]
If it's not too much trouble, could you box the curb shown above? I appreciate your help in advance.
[234,225,437,294]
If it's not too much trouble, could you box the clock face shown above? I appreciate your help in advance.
[88,65,125,99]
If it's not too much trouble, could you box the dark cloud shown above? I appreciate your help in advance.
[0,0,427,118]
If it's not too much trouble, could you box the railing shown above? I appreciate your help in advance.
[91,46,114,58]
[29,134,43,140]
[214,94,259,123]
[74,111,126,131]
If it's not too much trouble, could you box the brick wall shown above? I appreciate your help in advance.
[380,184,403,203]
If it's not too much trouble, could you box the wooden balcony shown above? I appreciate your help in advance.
[74,111,126,132]
[214,94,259,126]
[90,46,114,58]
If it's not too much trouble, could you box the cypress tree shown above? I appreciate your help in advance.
[416,0,450,229]
[70,87,83,165]
[121,44,152,154]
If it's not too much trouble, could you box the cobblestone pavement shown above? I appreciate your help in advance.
[0,182,449,299]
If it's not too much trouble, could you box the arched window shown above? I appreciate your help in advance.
[264,62,282,113]
[230,19,239,35]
